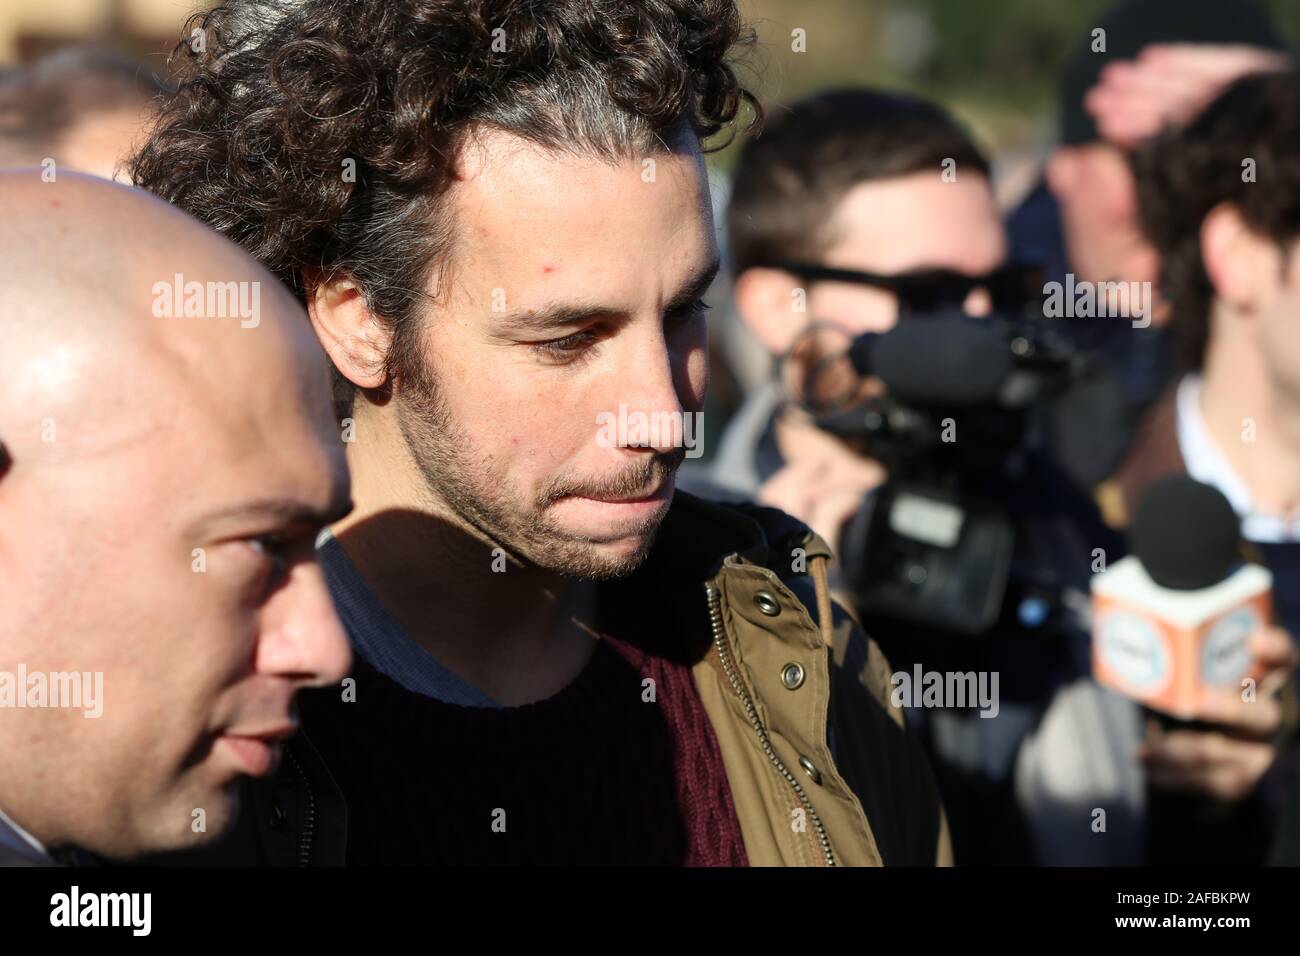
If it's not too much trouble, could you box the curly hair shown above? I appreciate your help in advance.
[131,0,760,412]
[1134,70,1300,370]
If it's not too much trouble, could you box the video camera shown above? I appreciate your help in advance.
[782,303,1105,635]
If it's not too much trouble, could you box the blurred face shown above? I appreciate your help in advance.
[0,318,352,858]
[58,106,151,183]
[397,128,715,578]
[1047,142,1159,287]
[804,170,1008,334]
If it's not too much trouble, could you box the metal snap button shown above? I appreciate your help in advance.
[754,591,781,616]
[782,662,805,690]
[269,804,287,830]
[798,755,822,785]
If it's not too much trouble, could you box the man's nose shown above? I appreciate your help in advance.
[610,331,688,454]
[254,559,351,687]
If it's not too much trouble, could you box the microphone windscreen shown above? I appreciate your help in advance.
[1130,475,1241,590]
[872,312,1012,405]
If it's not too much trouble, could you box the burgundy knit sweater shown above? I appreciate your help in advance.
[298,630,750,866]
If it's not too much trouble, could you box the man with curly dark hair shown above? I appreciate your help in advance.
[1113,70,1300,864]
[134,0,949,866]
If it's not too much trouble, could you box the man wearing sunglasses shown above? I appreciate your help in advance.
[710,87,1142,865]
[715,87,1029,568]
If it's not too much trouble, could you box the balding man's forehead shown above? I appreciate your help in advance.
[0,169,327,409]
[0,168,344,539]
[0,170,291,300]
[70,357,347,543]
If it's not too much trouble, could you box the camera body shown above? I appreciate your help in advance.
[813,310,1096,636]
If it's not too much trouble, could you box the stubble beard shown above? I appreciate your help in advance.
[396,366,678,580]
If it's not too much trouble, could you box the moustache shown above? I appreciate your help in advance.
[538,449,686,506]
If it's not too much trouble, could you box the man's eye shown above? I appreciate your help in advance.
[250,533,288,554]
[532,329,600,360]
[248,534,292,576]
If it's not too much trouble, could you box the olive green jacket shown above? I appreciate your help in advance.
[187,492,951,867]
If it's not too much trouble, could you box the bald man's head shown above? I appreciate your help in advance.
[0,171,351,860]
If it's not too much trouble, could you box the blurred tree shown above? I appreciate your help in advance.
[723,0,1300,170]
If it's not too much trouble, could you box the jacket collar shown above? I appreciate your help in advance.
[598,491,825,653]
[648,490,824,575]
[0,804,55,866]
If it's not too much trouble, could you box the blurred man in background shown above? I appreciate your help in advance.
[713,87,1130,863]
[713,82,1299,866]
[712,88,1000,531]
[1009,0,1291,496]
[0,45,167,180]
[0,171,351,865]
[1116,71,1300,864]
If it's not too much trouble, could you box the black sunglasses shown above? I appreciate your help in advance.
[767,261,1045,318]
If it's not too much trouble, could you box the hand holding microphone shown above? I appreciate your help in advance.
[1091,475,1299,799]
[1138,626,1296,800]
[1092,475,1276,717]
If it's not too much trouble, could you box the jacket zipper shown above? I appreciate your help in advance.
[284,744,316,867]
[705,583,835,867]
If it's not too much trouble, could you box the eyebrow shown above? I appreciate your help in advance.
[504,255,722,334]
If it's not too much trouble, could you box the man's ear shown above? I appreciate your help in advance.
[304,270,392,390]
[1202,202,1275,315]
[732,267,804,356]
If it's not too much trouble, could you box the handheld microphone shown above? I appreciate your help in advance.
[1091,475,1272,719]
